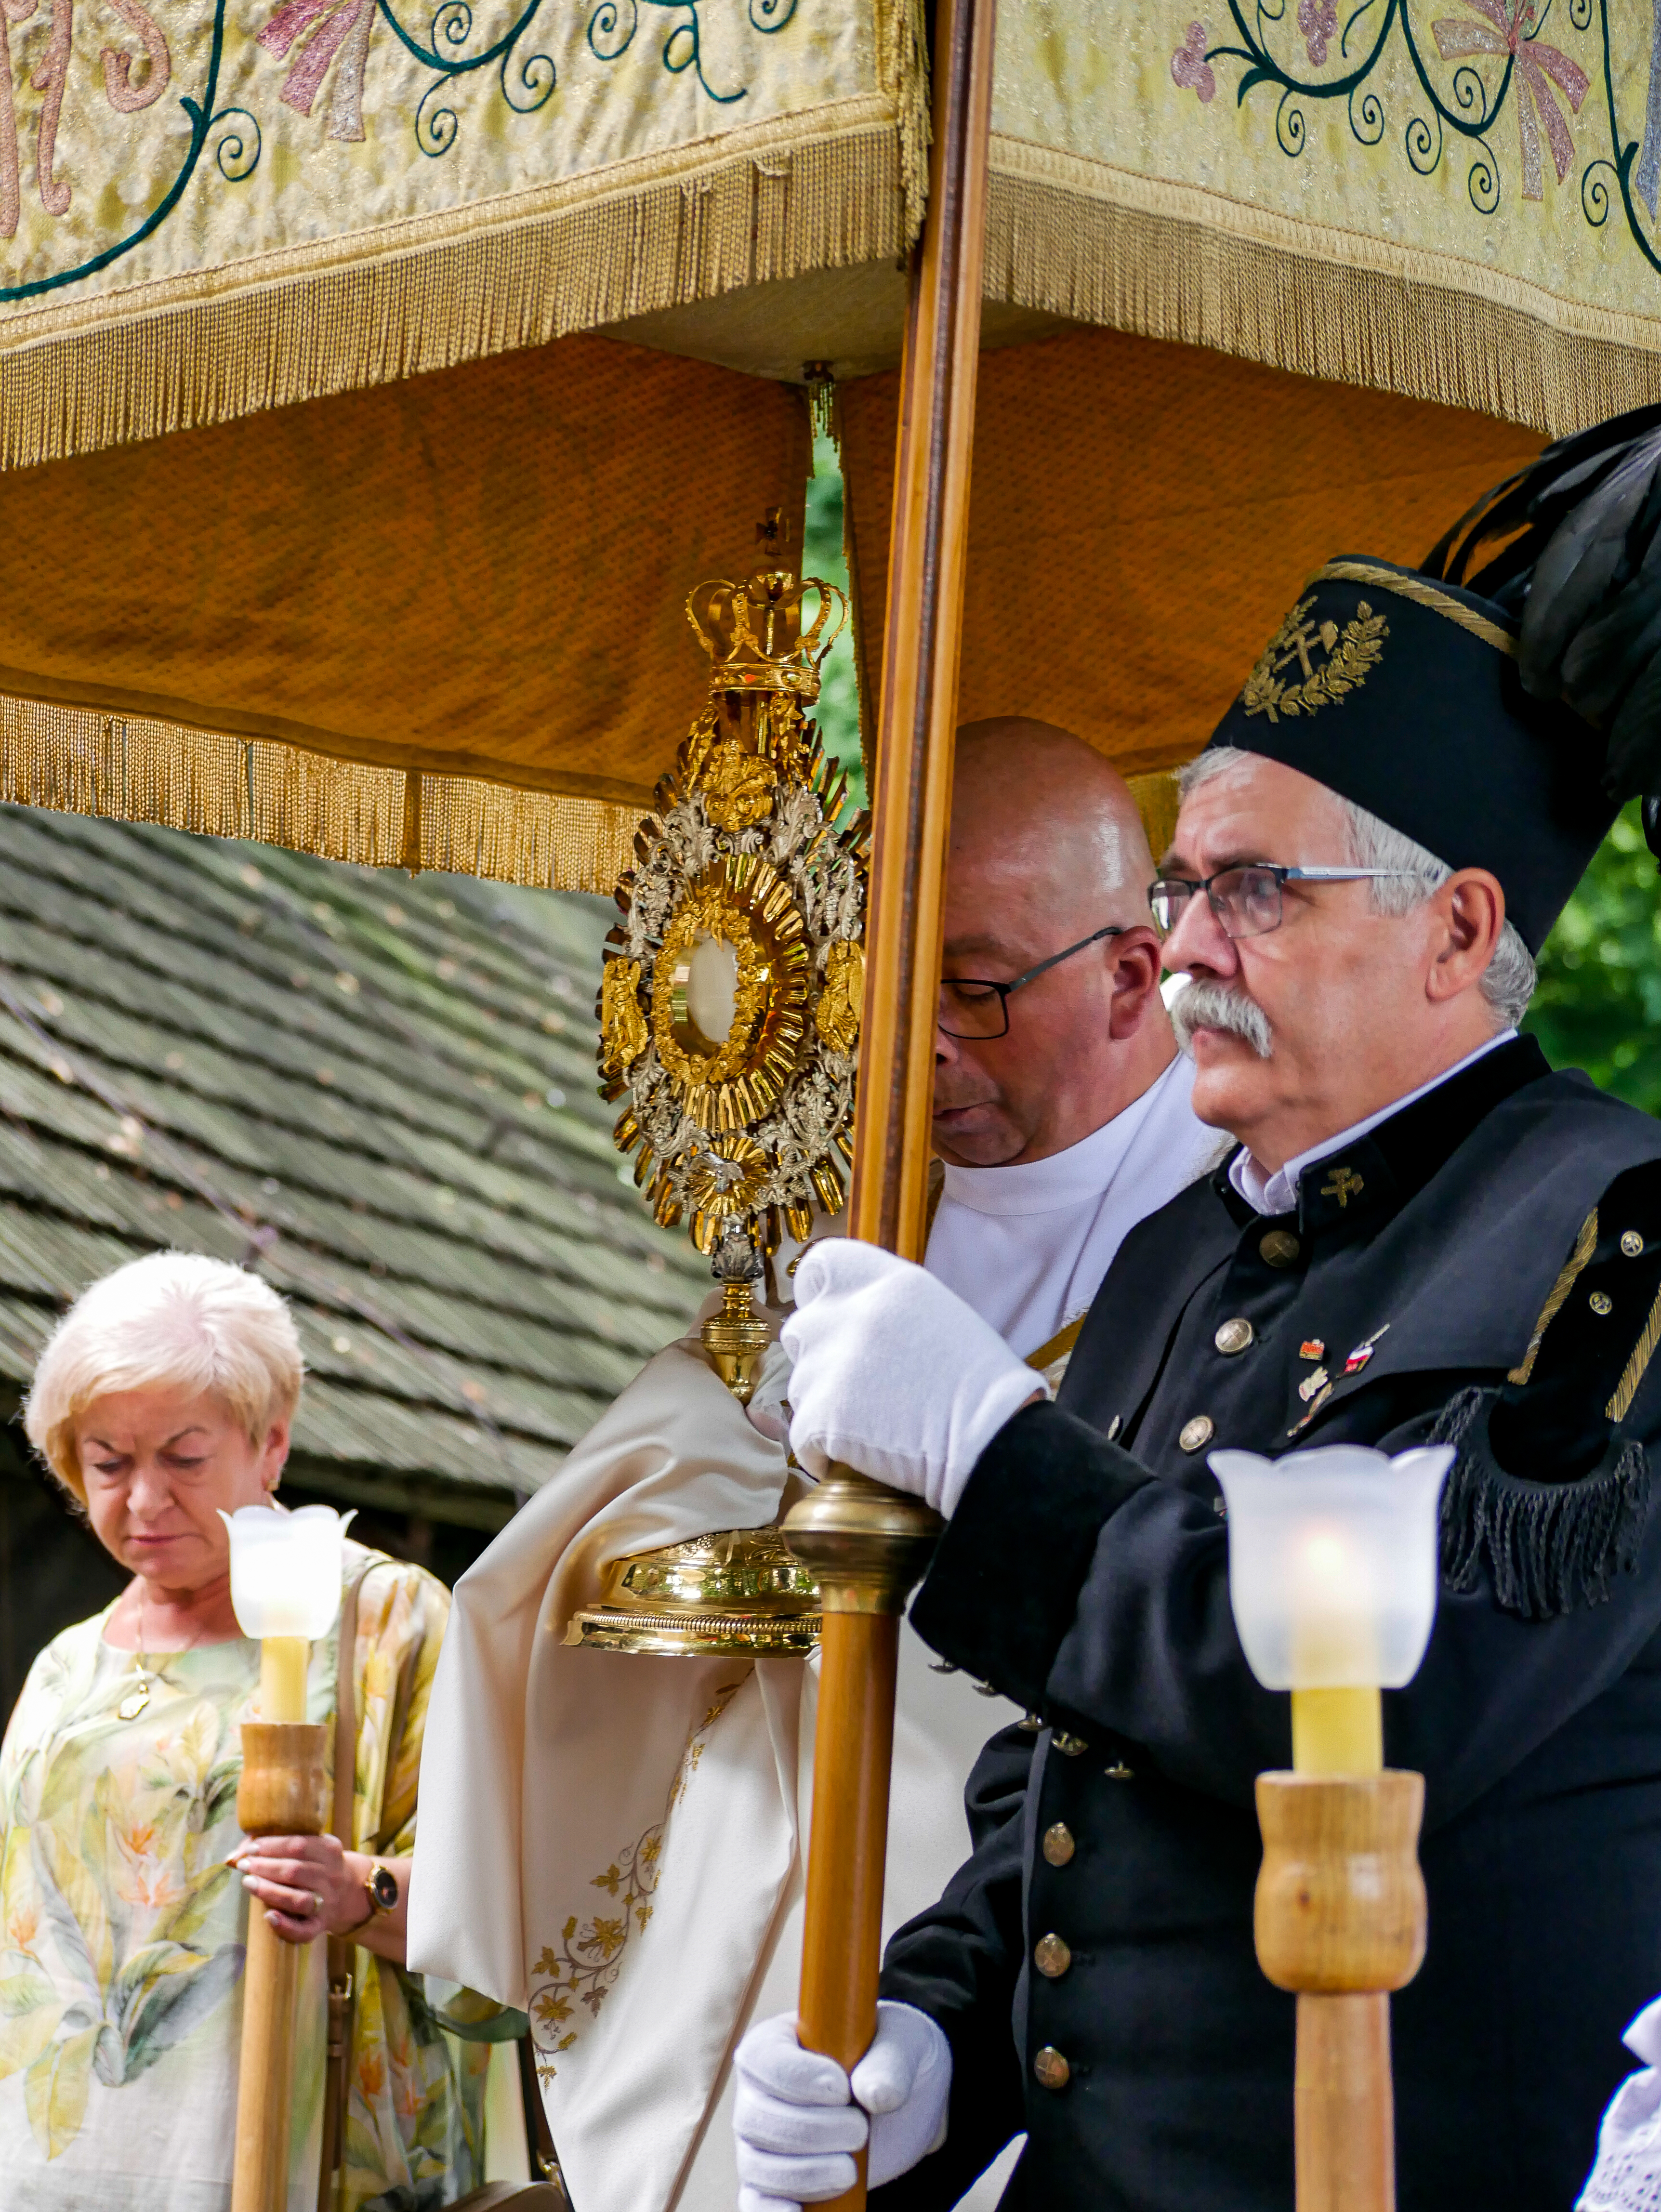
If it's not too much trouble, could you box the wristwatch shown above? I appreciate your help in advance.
[363,1861,399,1917]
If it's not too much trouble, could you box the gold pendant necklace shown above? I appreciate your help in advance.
[116,1591,198,1721]
[119,1590,155,1721]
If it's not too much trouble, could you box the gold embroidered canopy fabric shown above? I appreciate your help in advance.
[986,3,1661,434]
[0,0,926,469]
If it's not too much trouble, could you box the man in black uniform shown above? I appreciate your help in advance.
[726,411,1661,2212]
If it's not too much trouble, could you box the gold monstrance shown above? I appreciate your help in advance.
[568,563,866,1658]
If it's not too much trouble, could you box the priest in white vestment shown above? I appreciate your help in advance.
[409,721,1225,2212]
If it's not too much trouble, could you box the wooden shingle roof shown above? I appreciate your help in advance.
[0,805,706,1528]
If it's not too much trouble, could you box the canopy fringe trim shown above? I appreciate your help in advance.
[0,100,914,472]
[881,0,929,246]
[987,139,1661,440]
[0,695,641,892]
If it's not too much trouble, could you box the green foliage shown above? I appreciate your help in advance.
[802,434,866,808]
[1526,802,1661,1115]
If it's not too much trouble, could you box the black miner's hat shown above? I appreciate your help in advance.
[1206,404,1661,956]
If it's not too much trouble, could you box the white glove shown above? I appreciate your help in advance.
[744,1339,793,1446]
[733,2003,952,2212]
[1580,1996,1661,2210]
[780,1241,1042,1516]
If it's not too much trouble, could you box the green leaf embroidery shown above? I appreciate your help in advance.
[24,2021,99,2158]
[0,1997,65,2083]
[120,1944,243,2078]
[30,1827,110,1999]
[0,1968,54,2018]
[155,1861,235,1949]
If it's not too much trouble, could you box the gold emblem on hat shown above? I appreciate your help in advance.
[1243,596,1388,724]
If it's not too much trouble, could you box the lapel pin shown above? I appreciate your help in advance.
[1287,1381,1332,1435]
[1343,1323,1390,1375]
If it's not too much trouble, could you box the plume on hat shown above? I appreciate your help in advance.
[1423,403,1661,846]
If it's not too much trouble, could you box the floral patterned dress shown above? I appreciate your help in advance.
[0,1542,490,2212]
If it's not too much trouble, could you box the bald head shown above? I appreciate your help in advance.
[935,718,1174,1167]
[951,719,1155,941]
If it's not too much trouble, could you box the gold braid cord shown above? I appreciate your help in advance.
[597,571,866,1259]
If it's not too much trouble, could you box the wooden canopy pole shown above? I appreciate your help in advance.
[781,1,996,2205]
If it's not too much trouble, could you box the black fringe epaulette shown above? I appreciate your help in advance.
[1433,1387,1649,1622]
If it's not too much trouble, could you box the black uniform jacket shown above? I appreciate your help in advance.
[875,1039,1661,2212]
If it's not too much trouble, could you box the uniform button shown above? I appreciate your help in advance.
[1034,1932,1072,1978]
[1213,1317,1253,1356]
[1259,1229,1301,1268]
[1179,1415,1214,1453]
[1042,1821,1075,1866]
[1017,1711,1044,1733]
[1033,2046,1071,2091]
[1104,1759,1134,1781]
[1623,1230,1645,1257]
[1591,1292,1613,1316]
[1051,1730,1088,1756]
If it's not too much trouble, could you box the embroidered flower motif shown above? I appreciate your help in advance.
[525,1685,741,2081]
[256,0,375,142]
[1297,0,1338,66]
[1171,21,1215,104]
[1433,0,1589,200]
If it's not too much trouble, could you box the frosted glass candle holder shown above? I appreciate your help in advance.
[220,1503,355,1642]
[1209,1444,1452,1691]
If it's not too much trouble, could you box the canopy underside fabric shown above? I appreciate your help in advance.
[0,321,1542,886]
[840,329,1546,783]
[0,0,1655,883]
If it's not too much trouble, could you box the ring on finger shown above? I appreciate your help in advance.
[312,1893,323,1916]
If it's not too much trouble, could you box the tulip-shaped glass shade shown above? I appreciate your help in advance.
[220,1504,355,1641]
[1210,1444,1452,1691]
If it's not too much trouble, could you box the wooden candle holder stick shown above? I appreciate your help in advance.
[1254,1772,1426,2212]
[232,1722,330,2212]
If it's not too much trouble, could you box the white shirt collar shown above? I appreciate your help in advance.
[939,1055,1183,1219]
[1228,1030,1518,1218]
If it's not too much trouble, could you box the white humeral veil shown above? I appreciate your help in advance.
[409,1324,1018,2212]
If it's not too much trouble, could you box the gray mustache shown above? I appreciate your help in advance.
[1170,978,1274,1060]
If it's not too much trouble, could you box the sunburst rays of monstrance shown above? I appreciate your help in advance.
[567,562,867,1658]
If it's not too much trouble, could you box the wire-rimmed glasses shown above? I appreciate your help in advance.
[1147,865,1416,943]
[938,923,1128,1040]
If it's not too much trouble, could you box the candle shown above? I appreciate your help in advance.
[1210,1444,1451,1774]
[1286,1522,1383,1775]
[221,1503,354,1719]
[259,1637,310,1725]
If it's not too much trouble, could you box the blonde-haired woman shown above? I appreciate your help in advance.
[0,1251,488,2211]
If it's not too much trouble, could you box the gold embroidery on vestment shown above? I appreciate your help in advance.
[527,1681,743,2081]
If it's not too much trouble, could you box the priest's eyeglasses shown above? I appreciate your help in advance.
[938,924,1128,1040]
[1148,865,1415,943]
